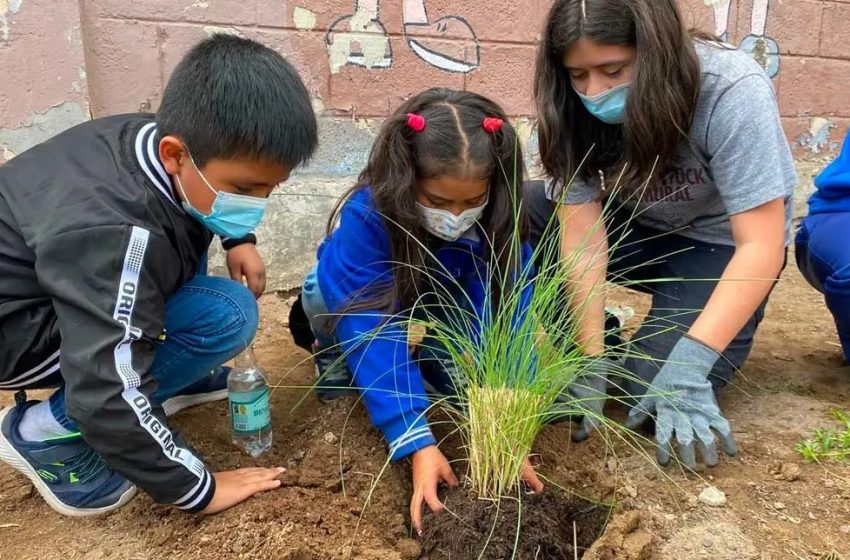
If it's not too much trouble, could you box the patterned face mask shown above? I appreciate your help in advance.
[416,200,487,241]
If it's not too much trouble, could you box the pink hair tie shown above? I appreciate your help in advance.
[406,113,426,132]
[483,117,504,134]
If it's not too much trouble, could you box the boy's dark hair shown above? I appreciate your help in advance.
[331,88,527,316]
[157,34,318,168]
[535,0,704,194]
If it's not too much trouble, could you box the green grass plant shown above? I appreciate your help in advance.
[796,409,850,463]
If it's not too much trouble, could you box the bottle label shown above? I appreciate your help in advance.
[229,388,271,434]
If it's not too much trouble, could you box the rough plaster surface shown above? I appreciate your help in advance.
[0,0,843,290]
[0,102,89,161]
[208,177,351,292]
[207,157,824,293]
[2,0,850,158]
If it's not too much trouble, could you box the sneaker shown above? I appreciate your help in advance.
[0,401,136,516]
[312,341,356,402]
[161,366,230,417]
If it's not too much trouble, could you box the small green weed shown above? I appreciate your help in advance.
[795,409,850,462]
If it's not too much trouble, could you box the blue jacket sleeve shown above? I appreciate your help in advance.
[316,195,435,461]
[814,133,850,201]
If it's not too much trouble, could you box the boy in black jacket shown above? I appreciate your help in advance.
[0,35,317,516]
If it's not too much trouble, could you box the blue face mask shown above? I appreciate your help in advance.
[175,155,268,239]
[575,82,631,125]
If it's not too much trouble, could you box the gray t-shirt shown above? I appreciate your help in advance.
[547,42,797,246]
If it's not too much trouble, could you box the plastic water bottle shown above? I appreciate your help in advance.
[227,347,272,457]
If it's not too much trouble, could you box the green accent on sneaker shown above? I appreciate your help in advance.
[49,462,65,467]
[69,472,80,484]
[37,469,58,483]
[42,431,82,443]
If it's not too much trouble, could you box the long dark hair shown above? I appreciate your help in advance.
[329,88,527,316]
[535,0,702,193]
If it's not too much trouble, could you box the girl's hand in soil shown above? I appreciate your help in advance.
[521,458,544,493]
[202,467,286,514]
[410,445,459,535]
[226,243,266,298]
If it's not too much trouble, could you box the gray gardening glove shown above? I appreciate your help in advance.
[625,335,737,469]
[567,357,613,442]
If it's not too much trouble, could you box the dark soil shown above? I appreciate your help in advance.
[421,488,610,560]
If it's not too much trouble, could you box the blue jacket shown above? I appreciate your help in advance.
[315,188,534,460]
[809,132,850,215]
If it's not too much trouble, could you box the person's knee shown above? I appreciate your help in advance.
[181,276,259,351]
[825,266,850,297]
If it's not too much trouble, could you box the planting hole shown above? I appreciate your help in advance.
[420,487,610,559]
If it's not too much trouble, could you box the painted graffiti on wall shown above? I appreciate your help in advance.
[0,0,24,43]
[705,0,779,77]
[326,0,480,74]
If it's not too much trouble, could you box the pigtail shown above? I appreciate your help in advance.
[469,100,527,315]
[332,94,442,316]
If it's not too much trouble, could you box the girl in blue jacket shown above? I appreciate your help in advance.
[290,88,542,532]
[796,131,850,364]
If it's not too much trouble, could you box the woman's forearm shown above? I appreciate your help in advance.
[558,204,609,356]
[689,199,787,353]
[689,242,784,352]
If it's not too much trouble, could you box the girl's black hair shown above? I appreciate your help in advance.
[329,88,527,316]
[535,0,704,194]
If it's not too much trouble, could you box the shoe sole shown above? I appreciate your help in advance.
[161,389,228,417]
[0,407,137,517]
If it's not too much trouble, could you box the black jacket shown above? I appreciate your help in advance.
[0,114,218,512]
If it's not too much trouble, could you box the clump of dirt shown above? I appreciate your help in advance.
[583,511,655,560]
[420,488,609,559]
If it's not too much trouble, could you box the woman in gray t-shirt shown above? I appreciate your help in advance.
[527,0,796,470]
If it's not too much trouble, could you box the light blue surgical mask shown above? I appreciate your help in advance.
[575,82,631,125]
[175,154,268,239]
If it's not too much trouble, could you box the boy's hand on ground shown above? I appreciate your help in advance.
[521,457,544,493]
[226,243,266,298]
[410,445,458,536]
[202,467,285,514]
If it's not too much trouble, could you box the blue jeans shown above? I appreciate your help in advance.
[48,272,259,429]
[796,212,850,362]
[301,265,334,348]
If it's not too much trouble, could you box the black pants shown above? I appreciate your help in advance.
[524,180,772,394]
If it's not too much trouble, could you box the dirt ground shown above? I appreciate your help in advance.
[1,252,848,560]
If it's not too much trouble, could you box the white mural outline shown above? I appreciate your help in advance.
[325,0,480,74]
[705,0,780,78]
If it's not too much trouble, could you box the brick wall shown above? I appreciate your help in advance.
[1,0,849,163]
